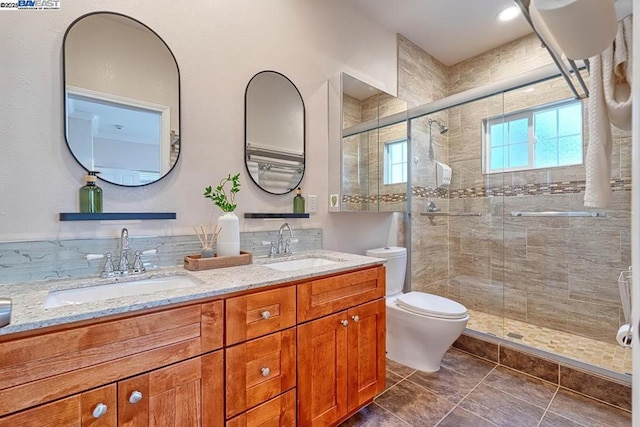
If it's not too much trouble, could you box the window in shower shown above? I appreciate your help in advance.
[383,139,407,184]
[482,99,583,173]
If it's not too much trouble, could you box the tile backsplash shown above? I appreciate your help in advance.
[0,228,323,285]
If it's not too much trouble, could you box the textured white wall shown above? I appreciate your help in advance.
[0,0,399,253]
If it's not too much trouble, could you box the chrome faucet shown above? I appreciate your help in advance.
[88,228,154,277]
[260,223,299,257]
[277,223,295,255]
[118,228,130,273]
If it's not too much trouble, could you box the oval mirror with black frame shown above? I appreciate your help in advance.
[245,71,305,195]
[63,12,180,187]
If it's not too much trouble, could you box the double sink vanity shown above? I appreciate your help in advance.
[0,8,389,426]
[0,250,386,426]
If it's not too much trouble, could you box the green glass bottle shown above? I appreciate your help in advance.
[79,171,103,213]
[293,187,305,213]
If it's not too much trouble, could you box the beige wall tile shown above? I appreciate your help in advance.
[398,27,631,351]
[504,287,528,322]
[569,266,622,307]
[565,299,620,343]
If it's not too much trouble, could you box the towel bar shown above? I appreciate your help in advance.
[420,212,482,217]
[510,211,606,217]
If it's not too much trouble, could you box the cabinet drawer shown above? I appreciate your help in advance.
[225,329,296,418]
[297,266,385,322]
[0,384,117,427]
[226,389,296,427]
[226,286,296,346]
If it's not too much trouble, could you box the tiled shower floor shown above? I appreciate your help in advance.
[466,309,632,375]
[341,350,631,427]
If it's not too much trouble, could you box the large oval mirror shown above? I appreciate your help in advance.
[63,12,180,186]
[245,71,305,195]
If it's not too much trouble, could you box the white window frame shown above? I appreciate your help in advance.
[482,99,583,174]
[383,138,407,185]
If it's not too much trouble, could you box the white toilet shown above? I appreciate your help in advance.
[366,247,469,372]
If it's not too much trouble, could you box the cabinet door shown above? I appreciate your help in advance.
[0,384,116,427]
[81,385,117,427]
[347,299,386,411]
[297,311,348,426]
[118,353,224,427]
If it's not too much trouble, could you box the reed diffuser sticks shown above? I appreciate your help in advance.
[193,224,222,257]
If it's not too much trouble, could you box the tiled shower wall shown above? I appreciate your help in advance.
[341,91,407,212]
[400,33,631,344]
[397,35,450,293]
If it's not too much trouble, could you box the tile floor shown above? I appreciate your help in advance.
[341,349,631,427]
[467,309,633,375]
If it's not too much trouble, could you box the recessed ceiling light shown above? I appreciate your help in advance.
[497,5,521,22]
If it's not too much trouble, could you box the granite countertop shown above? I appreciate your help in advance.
[0,250,384,336]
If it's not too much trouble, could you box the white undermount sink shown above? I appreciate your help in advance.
[43,275,202,309]
[262,257,338,272]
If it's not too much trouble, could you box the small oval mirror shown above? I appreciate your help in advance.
[63,12,180,186]
[245,71,305,195]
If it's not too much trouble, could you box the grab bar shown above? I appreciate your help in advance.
[510,211,606,218]
[421,212,482,217]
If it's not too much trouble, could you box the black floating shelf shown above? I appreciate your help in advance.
[244,213,310,219]
[59,212,177,221]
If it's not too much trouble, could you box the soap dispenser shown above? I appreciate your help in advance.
[293,187,305,213]
[79,171,103,213]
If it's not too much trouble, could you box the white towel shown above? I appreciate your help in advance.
[584,16,633,208]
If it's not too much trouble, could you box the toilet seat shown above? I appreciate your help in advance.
[395,292,468,320]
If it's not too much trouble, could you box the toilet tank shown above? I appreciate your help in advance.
[365,247,407,296]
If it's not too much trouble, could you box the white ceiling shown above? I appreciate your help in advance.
[347,0,533,66]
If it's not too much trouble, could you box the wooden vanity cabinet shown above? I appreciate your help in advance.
[297,269,386,426]
[0,264,384,427]
[0,300,224,426]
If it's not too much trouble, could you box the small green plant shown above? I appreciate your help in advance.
[204,173,241,213]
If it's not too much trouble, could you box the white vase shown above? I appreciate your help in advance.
[216,212,240,257]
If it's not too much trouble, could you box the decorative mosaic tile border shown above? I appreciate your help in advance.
[412,187,448,199]
[342,193,407,203]
[343,178,631,204]
[415,178,631,200]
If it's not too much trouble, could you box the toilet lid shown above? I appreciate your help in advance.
[396,292,468,319]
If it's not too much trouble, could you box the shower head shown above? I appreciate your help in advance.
[428,118,449,135]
